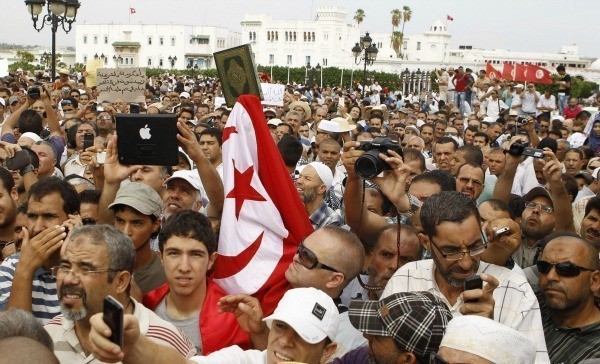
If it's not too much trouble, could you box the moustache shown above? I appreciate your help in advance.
[543,282,565,294]
[59,284,86,298]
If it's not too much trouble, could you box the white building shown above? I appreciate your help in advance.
[75,24,241,69]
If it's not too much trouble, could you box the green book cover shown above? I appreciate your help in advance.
[214,44,263,107]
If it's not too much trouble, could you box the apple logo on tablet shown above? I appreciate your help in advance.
[139,125,151,139]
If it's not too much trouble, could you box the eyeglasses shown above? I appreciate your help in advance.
[81,217,97,225]
[429,237,487,260]
[429,352,447,364]
[537,260,596,277]
[457,177,483,188]
[524,201,553,214]
[51,265,117,279]
[297,240,339,273]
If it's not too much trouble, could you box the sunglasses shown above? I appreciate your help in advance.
[524,201,553,214]
[537,260,595,277]
[297,240,339,273]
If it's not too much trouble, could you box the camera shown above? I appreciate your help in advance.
[355,136,403,179]
[27,86,41,100]
[516,115,529,124]
[506,142,543,158]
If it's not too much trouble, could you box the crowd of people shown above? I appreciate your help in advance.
[0,63,597,364]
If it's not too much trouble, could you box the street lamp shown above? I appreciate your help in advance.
[352,31,378,98]
[168,56,177,69]
[25,0,80,81]
[305,62,311,86]
[314,63,321,89]
[112,55,123,67]
[187,63,198,80]
[269,58,274,83]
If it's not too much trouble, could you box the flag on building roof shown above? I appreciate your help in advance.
[130,7,136,14]
[447,15,454,21]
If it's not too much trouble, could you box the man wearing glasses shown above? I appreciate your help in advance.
[44,225,196,362]
[382,191,550,362]
[535,234,600,363]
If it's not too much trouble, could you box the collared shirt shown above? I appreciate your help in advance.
[0,253,59,324]
[45,298,196,363]
[382,259,549,363]
[309,202,345,230]
[513,236,540,269]
[534,287,600,363]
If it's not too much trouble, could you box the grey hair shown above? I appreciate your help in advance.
[34,140,57,159]
[0,309,54,350]
[285,110,303,120]
[70,225,136,280]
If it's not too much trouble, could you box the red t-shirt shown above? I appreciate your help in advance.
[563,105,582,120]
[454,73,470,92]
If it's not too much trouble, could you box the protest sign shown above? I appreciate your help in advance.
[97,67,146,102]
[0,59,8,78]
[85,59,104,87]
[260,83,285,106]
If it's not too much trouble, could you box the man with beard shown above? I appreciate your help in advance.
[534,235,600,363]
[0,168,18,258]
[455,163,485,202]
[336,292,452,364]
[44,224,196,362]
[0,177,80,323]
[382,191,549,362]
[295,162,344,229]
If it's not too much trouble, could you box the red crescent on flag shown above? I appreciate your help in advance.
[222,126,238,143]
[212,232,264,279]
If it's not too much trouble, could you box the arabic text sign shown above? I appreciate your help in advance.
[85,59,104,87]
[97,67,146,102]
[260,83,285,106]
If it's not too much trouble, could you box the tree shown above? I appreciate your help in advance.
[392,31,403,58]
[354,9,365,26]
[390,9,401,47]
[16,51,35,63]
[401,6,413,35]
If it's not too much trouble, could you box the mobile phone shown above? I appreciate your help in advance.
[493,226,511,238]
[97,152,106,164]
[90,102,97,112]
[4,150,31,171]
[130,103,140,114]
[464,275,483,292]
[103,296,124,347]
[522,147,543,158]
[83,133,94,150]
[338,97,345,107]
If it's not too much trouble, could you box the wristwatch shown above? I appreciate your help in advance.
[399,193,421,219]
[19,164,35,176]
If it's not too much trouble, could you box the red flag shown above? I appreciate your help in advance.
[486,62,502,81]
[447,15,454,21]
[513,63,527,82]
[130,7,136,14]
[211,95,314,316]
[525,64,553,84]
[501,62,514,81]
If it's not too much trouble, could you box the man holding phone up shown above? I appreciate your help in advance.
[44,225,196,362]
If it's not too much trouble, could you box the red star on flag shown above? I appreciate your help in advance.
[226,162,266,219]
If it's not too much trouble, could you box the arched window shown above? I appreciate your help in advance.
[249,32,252,41]
[276,31,278,41]
[267,32,270,41]
[312,32,316,41]
[294,32,297,41]
[285,31,288,41]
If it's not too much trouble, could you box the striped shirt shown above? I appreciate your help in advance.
[534,287,600,363]
[0,253,60,324]
[382,259,550,363]
[44,298,196,363]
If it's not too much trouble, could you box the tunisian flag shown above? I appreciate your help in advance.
[486,62,502,81]
[526,64,553,84]
[501,62,514,81]
[513,63,528,82]
[211,95,314,315]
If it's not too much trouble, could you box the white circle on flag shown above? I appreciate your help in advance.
[536,70,543,79]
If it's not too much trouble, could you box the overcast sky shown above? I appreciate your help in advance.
[4,0,599,57]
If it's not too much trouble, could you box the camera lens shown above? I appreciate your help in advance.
[355,150,386,179]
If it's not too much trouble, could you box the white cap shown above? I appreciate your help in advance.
[593,167,600,179]
[263,108,276,115]
[164,170,202,192]
[267,118,282,127]
[20,132,42,143]
[263,287,339,344]
[301,162,333,189]
[405,125,420,136]
[482,116,495,123]
[440,315,535,364]
[515,84,525,89]
[179,91,191,99]
[567,132,587,148]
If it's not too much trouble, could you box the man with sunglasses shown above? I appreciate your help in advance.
[44,225,196,362]
[382,191,549,362]
[535,235,600,363]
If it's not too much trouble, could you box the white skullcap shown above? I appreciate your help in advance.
[304,162,333,189]
[20,132,42,143]
[440,316,535,364]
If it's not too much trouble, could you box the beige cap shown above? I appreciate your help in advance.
[109,182,163,218]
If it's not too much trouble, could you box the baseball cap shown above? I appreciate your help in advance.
[9,96,19,105]
[109,182,163,218]
[593,167,600,180]
[263,287,339,344]
[179,91,190,99]
[263,108,276,115]
[267,118,282,127]
[349,292,452,358]
[163,170,202,191]
[524,186,552,207]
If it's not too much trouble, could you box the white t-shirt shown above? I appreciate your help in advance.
[190,346,266,364]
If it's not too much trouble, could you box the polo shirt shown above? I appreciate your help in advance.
[190,346,266,363]
[382,259,550,363]
[534,287,600,363]
[44,298,196,363]
[0,253,60,324]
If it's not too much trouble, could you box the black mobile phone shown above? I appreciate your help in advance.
[103,295,124,348]
[464,275,483,291]
[83,132,94,150]
[4,150,31,171]
[130,103,140,114]
[522,147,544,158]
[90,102,97,112]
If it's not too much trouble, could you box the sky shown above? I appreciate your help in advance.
[3,0,599,58]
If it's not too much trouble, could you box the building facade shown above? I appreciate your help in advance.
[75,24,241,70]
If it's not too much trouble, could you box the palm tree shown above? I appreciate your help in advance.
[401,6,412,35]
[354,9,365,26]
[390,9,401,47]
[392,31,403,58]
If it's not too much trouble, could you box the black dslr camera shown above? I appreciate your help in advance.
[516,115,529,124]
[506,142,543,158]
[355,136,403,179]
[27,86,41,100]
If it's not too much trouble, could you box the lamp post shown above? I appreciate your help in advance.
[25,0,80,81]
[315,63,322,89]
[168,56,178,69]
[305,62,311,86]
[287,58,292,84]
[269,58,274,82]
[187,63,198,80]
[112,55,123,67]
[352,32,378,98]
